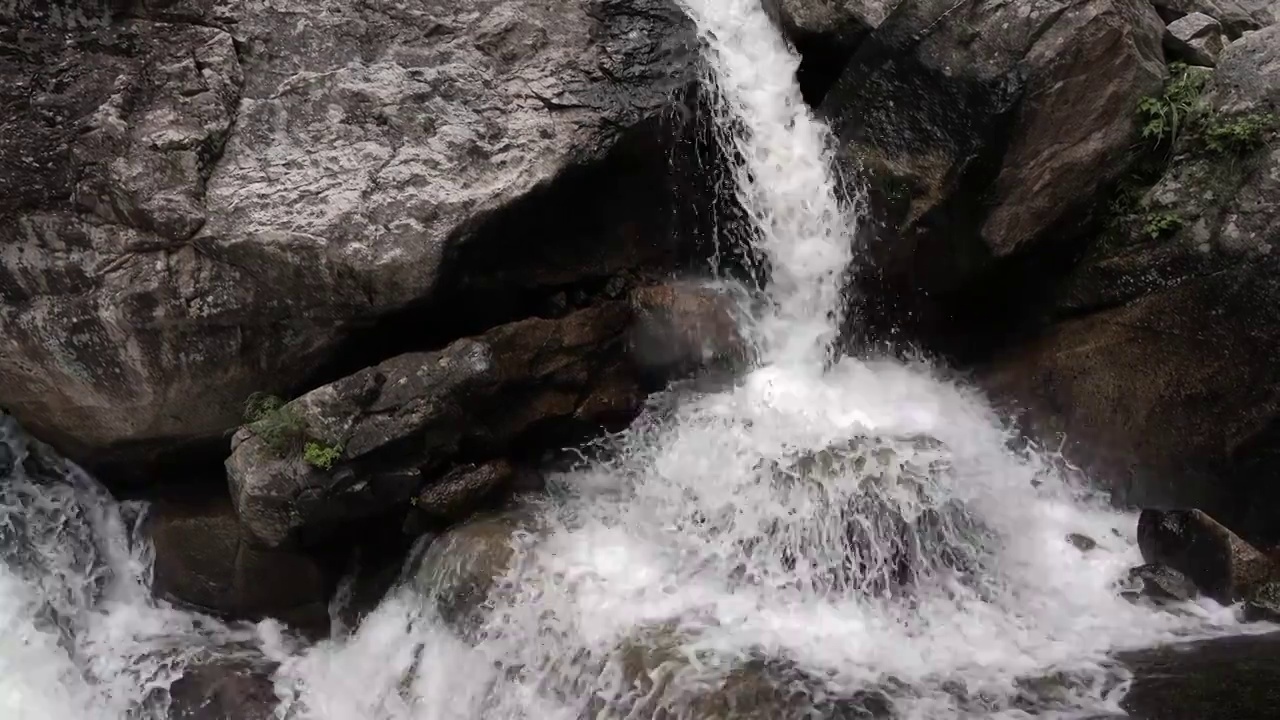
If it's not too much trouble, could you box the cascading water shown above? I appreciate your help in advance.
[0,1,1256,719]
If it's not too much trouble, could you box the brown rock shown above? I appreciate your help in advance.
[226,304,640,548]
[411,460,516,525]
[1137,509,1278,603]
[628,283,750,380]
[408,510,534,635]
[148,493,329,631]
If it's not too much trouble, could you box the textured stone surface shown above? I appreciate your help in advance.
[1165,13,1226,66]
[980,28,1280,535]
[167,658,279,720]
[226,304,641,548]
[1148,0,1273,36]
[825,0,1166,346]
[0,0,698,475]
[148,493,329,630]
[763,0,901,100]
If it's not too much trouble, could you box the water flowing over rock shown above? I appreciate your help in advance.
[0,0,700,478]
[167,659,279,720]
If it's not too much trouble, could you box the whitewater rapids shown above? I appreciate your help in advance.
[0,0,1255,718]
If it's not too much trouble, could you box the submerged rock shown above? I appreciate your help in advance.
[1137,509,1277,604]
[167,659,278,720]
[1120,633,1280,719]
[408,510,533,635]
[1067,533,1099,552]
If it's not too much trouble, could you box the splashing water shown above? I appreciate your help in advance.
[0,1,1254,719]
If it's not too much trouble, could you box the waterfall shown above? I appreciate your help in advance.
[0,1,1251,719]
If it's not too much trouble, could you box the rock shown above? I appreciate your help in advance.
[827,0,1166,347]
[980,30,1280,541]
[1067,533,1099,552]
[0,0,700,478]
[1241,580,1280,622]
[148,493,330,631]
[628,283,751,382]
[1137,509,1277,603]
[408,510,532,635]
[166,659,278,720]
[1148,0,1272,37]
[226,304,642,548]
[1123,563,1201,603]
[1120,634,1280,720]
[408,460,517,526]
[1166,13,1227,66]
[763,0,901,101]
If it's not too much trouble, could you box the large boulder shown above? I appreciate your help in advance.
[822,0,1166,349]
[148,493,330,632]
[980,27,1280,539]
[0,0,699,478]
[1136,508,1277,604]
[226,304,642,548]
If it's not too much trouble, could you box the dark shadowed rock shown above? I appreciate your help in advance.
[1123,563,1201,604]
[226,305,640,548]
[763,0,901,101]
[0,0,699,478]
[628,283,750,382]
[981,28,1280,540]
[149,493,329,631]
[167,659,278,720]
[1137,509,1277,603]
[827,0,1165,343]
[1241,580,1280,622]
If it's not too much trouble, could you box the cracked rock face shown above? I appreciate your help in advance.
[0,0,697,474]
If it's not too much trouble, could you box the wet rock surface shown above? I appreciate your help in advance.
[1137,508,1277,603]
[166,658,279,720]
[1120,633,1280,720]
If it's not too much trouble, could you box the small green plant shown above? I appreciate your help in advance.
[1141,210,1183,239]
[303,441,343,470]
[1201,112,1276,156]
[243,393,305,455]
[1137,63,1207,149]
